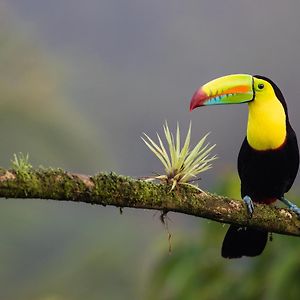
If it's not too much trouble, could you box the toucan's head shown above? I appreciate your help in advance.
[190,74,287,114]
[190,74,289,150]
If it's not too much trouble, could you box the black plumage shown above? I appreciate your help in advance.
[238,124,299,203]
[222,76,299,258]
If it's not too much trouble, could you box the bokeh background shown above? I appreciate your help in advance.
[1,1,300,299]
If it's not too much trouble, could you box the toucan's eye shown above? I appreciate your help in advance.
[258,83,264,90]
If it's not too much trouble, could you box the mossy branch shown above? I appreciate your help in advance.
[0,168,300,236]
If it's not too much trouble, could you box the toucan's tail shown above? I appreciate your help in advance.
[221,225,268,258]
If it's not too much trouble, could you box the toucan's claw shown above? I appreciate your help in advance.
[280,197,300,218]
[289,204,300,217]
[243,195,254,217]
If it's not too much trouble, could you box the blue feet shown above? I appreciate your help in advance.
[243,195,254,217]
[280,197,300,218]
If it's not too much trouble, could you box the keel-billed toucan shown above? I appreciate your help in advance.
[190,74,300,258]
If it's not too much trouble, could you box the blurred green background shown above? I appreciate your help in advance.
[1,1,300,299]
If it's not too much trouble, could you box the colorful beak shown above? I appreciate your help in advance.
[190,74,254,111]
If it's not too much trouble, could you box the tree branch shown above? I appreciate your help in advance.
[0,168,299,236]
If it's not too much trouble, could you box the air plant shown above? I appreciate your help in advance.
[11,152,32,172]
[142,122,217,191]
[11,152,32,180]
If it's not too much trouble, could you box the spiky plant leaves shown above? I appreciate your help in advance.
[11,152,32,180]
[142,122,217,191]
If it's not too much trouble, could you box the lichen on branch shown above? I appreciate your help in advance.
[0,168,300,237]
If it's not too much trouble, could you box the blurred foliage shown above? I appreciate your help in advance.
[146,173,300,300]
[0,9,140,300]
[0,200,153,300]
[0,8,110,173]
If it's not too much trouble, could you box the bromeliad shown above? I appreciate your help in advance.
[142,122,217,191]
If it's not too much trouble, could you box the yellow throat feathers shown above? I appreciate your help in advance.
[247,92,286,151]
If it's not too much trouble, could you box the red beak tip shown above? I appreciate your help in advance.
[190,89,206,111]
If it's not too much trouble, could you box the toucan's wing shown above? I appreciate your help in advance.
[285,123,299,193]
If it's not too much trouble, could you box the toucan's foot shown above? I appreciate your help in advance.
[243,195,254,217]
[290,204,300,217]
[280,197,300,218]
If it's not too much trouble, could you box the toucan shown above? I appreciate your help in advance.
[190,74,300,258]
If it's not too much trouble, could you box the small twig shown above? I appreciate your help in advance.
[160,210,173,254]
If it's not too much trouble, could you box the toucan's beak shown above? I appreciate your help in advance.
[190,74,254,111]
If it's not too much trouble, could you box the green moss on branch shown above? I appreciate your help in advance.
[0,168,300,236]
